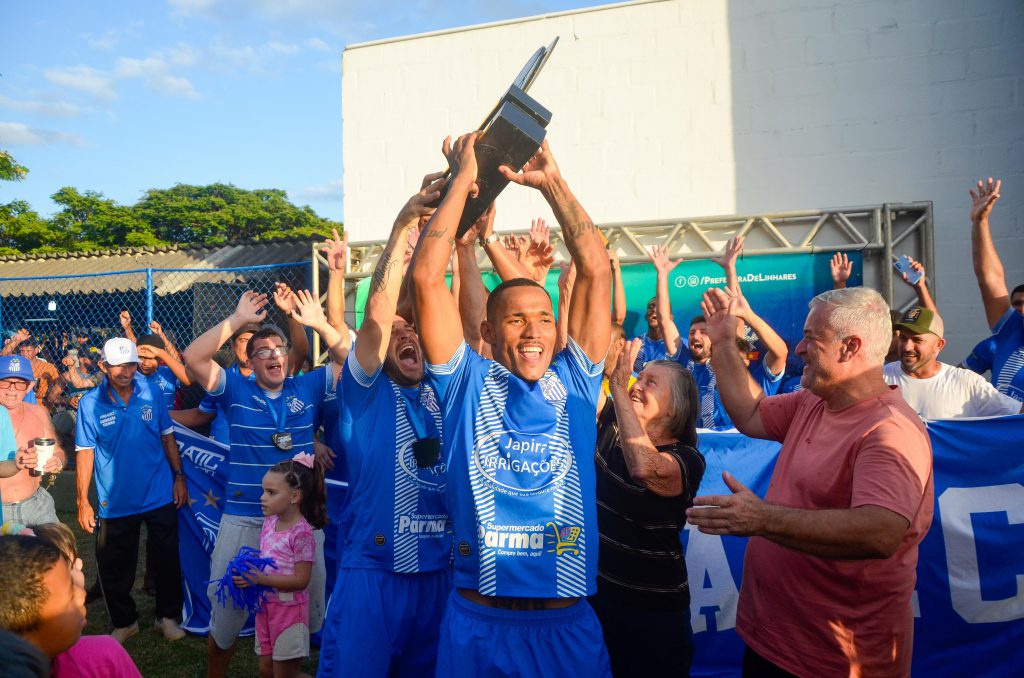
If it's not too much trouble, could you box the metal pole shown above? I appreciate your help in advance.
[311,244,321,366]
[145,268,154,325]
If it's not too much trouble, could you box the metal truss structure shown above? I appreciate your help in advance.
[311,202,934,364]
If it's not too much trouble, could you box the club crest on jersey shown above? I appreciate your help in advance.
[418,387,440,414]
[474,430,572,495]
[538,372,567,404]
[287,396,305,414]
[141,405,153,422]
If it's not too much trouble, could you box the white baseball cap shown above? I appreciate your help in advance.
[102,337,139,365]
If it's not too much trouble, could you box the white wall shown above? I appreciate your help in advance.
[342,0,1024,358]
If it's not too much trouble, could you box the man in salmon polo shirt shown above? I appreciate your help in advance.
[687,286,933,678]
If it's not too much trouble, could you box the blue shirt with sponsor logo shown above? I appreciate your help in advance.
[209,366,332,517]
[142,365,179,410]
[992,309,1024,402]
[75,377,174,518]
[428,340,603,598]
[336,354,449,573]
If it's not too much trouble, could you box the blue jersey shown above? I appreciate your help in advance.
[682,355,783,430]
[337,355,449,573]
[631,333,675,372]
[0,407,19,464]
[209,365,333,517]
[992,309,1024,401]
[75,378,174,518]
[141,365,179,410]
[961,336,996,374]
[428,340,603,598]
[199,365,251,443]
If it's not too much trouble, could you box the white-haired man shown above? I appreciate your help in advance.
[688,287,933,677]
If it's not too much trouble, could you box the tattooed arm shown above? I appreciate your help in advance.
[411,134,479,365]
[500,140,610,363]
[355,172,445,375]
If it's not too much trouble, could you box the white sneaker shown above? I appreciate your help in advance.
[153,617,186,641]
[110,621,139,644]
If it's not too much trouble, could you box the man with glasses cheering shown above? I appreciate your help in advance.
[185,290,349,678]
[0,355,64,524]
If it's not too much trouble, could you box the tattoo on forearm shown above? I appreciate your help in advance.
[424,228,455,245]
[371,252,397,293]
[562,219,596,241]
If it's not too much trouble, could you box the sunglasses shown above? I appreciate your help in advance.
[0,380,31,391]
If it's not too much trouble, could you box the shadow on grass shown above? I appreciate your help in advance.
[50,471,319,677]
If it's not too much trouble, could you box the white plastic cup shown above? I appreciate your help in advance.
[32,438,56,476]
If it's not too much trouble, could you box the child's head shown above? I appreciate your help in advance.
[31,522,84,588]
[263,453,327,529]
[0,535,86,659]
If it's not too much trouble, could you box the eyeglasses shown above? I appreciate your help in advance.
[252,346,289,360]
[0,380,31,391]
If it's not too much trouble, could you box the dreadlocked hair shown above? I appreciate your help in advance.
[268,459,328,529]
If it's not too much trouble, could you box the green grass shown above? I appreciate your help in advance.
[50,471,320,677]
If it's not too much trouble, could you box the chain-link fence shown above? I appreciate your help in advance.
[0,261,312,368]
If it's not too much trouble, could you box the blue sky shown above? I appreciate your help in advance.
[1,0,598,223]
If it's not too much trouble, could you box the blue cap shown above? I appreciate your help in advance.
[0,356,35,381]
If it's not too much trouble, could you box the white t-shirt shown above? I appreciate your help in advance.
[882,361,1022,420]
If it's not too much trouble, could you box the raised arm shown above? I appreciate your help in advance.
[119,311,137,344]
[455,211,492,358]
[701,288,768,438]
[183,291,268,392]
[273,283,309,375]
[555,262,576,354]
[479,214,532,282]
[609,250,626,325]
[148,321,181,361]
[358,174,444,374]
[500,140,610,362]
[733,292,788,377]
[290,289,348,370]
[970,178,1009,329]
[898,256,936,312]
[650,245,683,357]
[608,339,683,497]
[138,343,193,386]
[0,329,29,356]
[320,228,352,362]
[711,235,744,296]
[830,252,853,290]
[411,134,478,365]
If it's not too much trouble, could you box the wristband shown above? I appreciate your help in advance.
[478,233,501,247]
[174,469,185,478]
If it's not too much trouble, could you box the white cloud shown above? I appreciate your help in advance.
[0,121,85,147]
[115,57,200,99]
[0,96,82,118]
[43,65,117,101]
[304,37,332,52]
[294,179,343,201]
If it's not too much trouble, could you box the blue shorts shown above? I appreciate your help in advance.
[316,567,451,678]
[435,591,611,678]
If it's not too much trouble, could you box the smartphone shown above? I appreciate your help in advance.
[894,255,923,286]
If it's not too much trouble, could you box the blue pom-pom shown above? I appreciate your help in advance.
[210,546,277,614]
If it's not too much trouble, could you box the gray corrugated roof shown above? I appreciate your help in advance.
[0,238,317,297]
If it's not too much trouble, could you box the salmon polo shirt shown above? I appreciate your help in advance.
[738,387,933,678]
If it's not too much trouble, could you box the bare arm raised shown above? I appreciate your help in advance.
[184,291,268,392]
[499,141,610,362]
[411,134,479,365]
[650,245,683,358]
[969,178,1009,329]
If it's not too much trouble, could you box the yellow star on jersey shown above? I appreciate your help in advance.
[203,489,220,508]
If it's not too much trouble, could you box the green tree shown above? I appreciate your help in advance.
[0,150,28,182]
[0,200,62,255]
[49,187,164,251]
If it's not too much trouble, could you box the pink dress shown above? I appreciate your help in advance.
[255,514,316,659]
[51,635,142,677]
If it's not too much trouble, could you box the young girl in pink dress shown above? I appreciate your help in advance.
[234,452,326,678]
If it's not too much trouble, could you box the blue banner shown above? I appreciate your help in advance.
[687,416,1024,677]
[174,416,1024,676]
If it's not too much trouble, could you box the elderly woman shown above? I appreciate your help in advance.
[590,338,706,677]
